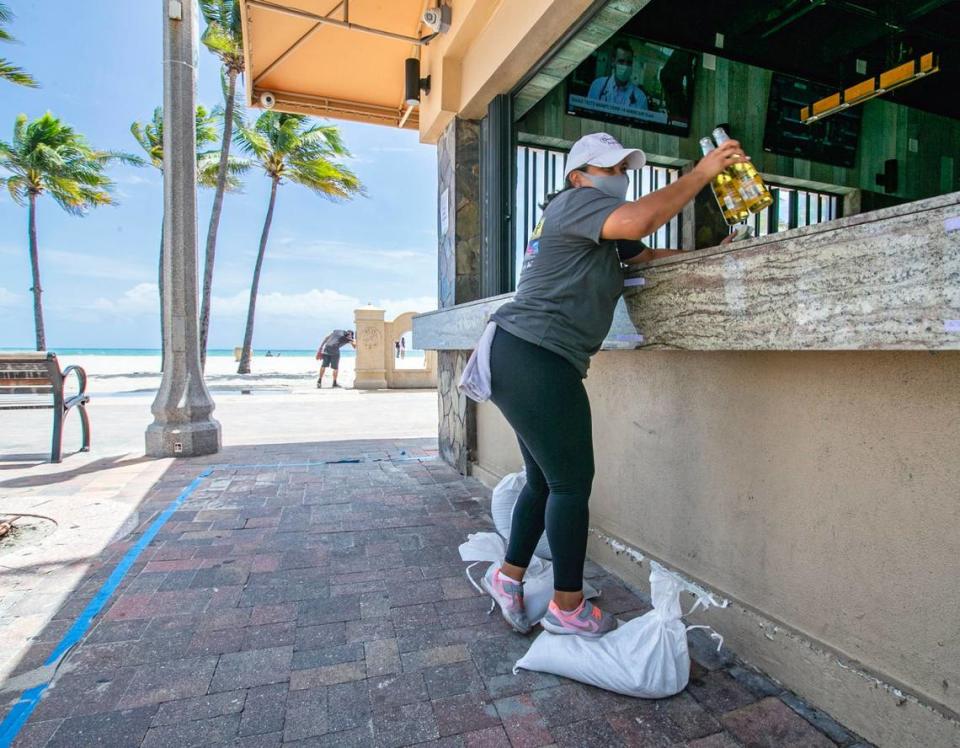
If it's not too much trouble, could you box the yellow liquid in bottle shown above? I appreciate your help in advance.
[713,173,750,225]
[711,127,774,213]
[729,163,773,213]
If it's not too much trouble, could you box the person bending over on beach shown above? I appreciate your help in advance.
[315,329,355,388]
[482,131,748,637]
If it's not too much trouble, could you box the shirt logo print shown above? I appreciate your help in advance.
[522,217,546,271]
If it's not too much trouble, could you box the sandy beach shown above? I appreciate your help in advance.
[49,351,428,396]
[3,349,438,460]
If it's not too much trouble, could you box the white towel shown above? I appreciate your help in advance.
[458,322,497,402]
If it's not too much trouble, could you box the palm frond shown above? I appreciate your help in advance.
[0,58,37,87]
[197,150,248,189]
[2,173,28,206]
[3,111,120,215]
[234,123,271,161]
[200,4,244,74]
[11,112,26,149]
[106,150,148,168]
[0,4,37,88]
[130,105,240,180]
[239,110,364,201]
[201,23,238,58]
[195,104,220,147]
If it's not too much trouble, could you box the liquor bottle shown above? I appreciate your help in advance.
[699,138,750,225]
[712,127,773,213]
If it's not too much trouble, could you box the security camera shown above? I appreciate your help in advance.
[422,5,451,33]
[259,91,276,110]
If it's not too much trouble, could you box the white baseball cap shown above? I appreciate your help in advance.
[563,132,646,180]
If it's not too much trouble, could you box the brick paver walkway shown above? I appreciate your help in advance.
[1,439,870,747]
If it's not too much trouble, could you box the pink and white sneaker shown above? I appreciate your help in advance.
[541,597,617,638]
[480,565,531,634]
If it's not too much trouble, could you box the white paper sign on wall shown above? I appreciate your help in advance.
[439,188,450,236]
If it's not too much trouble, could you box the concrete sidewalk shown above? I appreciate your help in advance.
[1,439,870,747]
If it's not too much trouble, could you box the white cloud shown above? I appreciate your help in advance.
[113,173,156,186]
[82,285,436,333]
[377,295,436,319]
[91,282,159,315]
[212,288,361,319]
[44,248,154,282]
[269,240,434,275]
[211,288,436,322]
[0,287,22,307]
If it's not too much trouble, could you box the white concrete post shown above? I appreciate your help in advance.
[353,306,388,389]
[146,0,221,457]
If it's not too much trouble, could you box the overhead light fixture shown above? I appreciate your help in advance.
[399,58,431,128]
[801,52,939,124]
[404,57,431,106]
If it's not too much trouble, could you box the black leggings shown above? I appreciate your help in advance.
[489,327,594,592]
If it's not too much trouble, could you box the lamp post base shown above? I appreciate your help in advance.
[145,419,221,458]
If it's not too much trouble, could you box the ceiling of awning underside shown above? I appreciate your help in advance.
[242,0,428,129]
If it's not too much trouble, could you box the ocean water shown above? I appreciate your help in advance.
[0,347,357,357]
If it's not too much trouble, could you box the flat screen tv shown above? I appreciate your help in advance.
[763,73,862,168]
[566,35,697,137]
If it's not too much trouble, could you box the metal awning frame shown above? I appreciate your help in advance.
[243,0,434,129]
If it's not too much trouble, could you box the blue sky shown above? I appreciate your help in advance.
[0,2,438,350]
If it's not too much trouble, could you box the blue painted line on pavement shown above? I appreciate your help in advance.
[0,467,215,748]
[0,453,437,746]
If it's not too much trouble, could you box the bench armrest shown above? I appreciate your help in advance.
[61,365,88,398]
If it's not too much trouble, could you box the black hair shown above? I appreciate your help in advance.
[541,168,586,209]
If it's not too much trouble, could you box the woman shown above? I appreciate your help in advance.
[481,131,747,637]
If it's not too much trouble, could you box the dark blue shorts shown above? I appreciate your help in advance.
[320,352,340,369]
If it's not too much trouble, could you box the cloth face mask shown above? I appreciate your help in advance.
[588,173,629,200]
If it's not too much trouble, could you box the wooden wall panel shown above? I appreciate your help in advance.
[517,55,960,203]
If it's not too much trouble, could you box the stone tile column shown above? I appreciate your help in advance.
[146,0,221,457]
[437,350,475,474]
[436,118,481,473]
[354,306,388,389]
[438,118,481,309]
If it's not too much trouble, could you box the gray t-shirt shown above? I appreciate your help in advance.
[492,187,626,377]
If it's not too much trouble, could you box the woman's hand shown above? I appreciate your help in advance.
[693,139,749,182]
[601,140,749,242]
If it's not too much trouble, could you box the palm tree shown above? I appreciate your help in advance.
[0,113,139,350]
[234,112,363,374]
[0,2,37,87]
[130,105,247,369]
[199,0,245,369]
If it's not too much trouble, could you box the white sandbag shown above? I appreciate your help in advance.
[490,471,552,560]
[513,561,724,698]
[458,532,596,624]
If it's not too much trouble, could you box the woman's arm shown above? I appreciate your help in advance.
[600,139,747,241]
[623,248,685,264]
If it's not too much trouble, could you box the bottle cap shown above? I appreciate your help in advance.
[712,127,730,143]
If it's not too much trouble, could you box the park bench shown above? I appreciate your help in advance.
[0,352,90,463]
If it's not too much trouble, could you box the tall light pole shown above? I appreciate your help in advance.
[146,0,221,457]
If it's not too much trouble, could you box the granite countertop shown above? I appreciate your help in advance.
[414,190,960,352]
